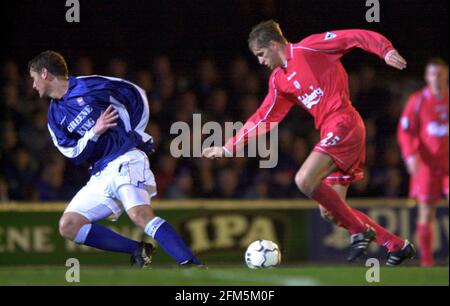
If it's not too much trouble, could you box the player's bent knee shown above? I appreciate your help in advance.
[58,220,78,240]
[295,170,316,196]
[59,214,89,241]
[127,205,154,229]
[418,204,437,224]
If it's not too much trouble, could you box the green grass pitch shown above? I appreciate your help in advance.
[0,265,447,286]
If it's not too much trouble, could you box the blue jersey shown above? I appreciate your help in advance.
[47,75,154,175]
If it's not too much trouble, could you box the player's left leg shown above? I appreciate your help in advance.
[319,184,349,225]
[118,184,202,266]
[415,168,446,266]
[295,151,367,235]
[417,202,437,267]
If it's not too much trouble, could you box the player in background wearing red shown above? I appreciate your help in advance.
[398,58,449,267]
[203,20,416,265]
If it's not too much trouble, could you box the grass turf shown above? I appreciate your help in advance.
[0,265,447,286]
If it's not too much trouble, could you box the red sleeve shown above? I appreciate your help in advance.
[223,74,294,155]
[397,93,422,159]
[299,29,395,60]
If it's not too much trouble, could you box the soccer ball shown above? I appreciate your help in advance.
[245,240,281,269]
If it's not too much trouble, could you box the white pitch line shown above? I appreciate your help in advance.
[184,270,320,286]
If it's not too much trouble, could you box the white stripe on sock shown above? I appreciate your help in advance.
[144,217,166,238]
[74,224,92,244]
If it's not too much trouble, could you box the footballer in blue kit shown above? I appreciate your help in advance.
[28,50,202,268]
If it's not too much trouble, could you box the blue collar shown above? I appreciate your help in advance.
[60,76,89,101]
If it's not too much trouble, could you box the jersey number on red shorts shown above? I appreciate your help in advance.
[320,132,341,147]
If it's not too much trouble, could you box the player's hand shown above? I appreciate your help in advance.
[385,49,407,70]
[202,146,225,159]
[405,155,419,175]
[93,105,119,135]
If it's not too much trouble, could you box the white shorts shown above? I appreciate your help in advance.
[65,148,157,222]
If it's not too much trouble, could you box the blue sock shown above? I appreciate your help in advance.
[144,217,201,264]
[74,223,139,254]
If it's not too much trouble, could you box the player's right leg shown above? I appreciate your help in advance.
[59,212,90,241]
[417,202,437,266]
[60,185,143,257]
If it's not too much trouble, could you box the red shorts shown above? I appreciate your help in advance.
[410,164,449,204]
[313,111,365,185]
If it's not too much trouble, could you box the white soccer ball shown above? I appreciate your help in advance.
[245,240,281,269]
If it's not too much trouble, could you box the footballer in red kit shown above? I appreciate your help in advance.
[203,20,416,265]
[398,58,449,266]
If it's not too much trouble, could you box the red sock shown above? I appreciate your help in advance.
[311,182,366,234]
[417,223,434,267]
[352,209,404,252]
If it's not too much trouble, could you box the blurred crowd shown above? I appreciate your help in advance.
[0,55,424,202]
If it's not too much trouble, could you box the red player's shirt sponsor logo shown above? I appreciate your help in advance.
[298,86,324,109]
[426,121,449,137]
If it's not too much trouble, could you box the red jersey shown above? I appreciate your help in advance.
[224,29,394,154]
[397,87,449,170]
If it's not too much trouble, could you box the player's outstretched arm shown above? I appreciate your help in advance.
[384,49,407,70]
[301,29,407,67]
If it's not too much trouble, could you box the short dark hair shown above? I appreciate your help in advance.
[28,50,69,77]
[427,57,448,68]
[248,20,288,50]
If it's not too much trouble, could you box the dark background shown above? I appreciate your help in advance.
[2,0,449,74]
[0,0,448,201]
